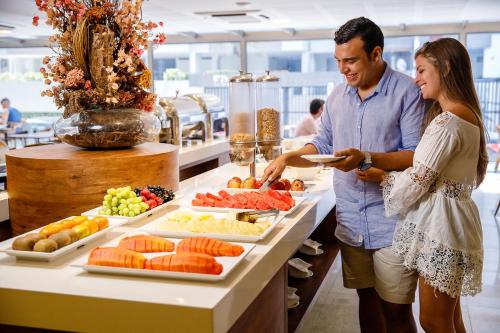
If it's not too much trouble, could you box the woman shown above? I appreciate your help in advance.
[357,38,486,332]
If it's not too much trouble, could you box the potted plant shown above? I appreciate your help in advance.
[34,0,166,149]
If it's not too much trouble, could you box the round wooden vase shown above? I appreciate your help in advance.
[6,143,179,235]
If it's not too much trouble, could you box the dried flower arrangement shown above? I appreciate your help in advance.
[34,0,166,118]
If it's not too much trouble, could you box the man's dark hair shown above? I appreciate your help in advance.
[310,99,324,115]
[334,17,384,56]
[1,98,9,104]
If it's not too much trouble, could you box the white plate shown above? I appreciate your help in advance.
[72,235,254,282]
[187,196,307,216]
[224,186,313,197]
[82,195,182,224]
[302,154,346,163]
[140,210,284,242]
[1,217,126,262]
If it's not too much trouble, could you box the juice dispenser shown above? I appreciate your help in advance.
[228,71,256,167]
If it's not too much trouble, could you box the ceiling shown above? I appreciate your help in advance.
[0,0,499,39]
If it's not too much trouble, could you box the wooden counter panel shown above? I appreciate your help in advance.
[6,143,179,235]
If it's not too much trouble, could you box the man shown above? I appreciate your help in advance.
[1,98,22,128]
[263,17,425,333]
[294,98,324,137]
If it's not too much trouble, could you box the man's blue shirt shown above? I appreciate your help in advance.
[311,65,426,249]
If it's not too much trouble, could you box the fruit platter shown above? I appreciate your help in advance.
[226,176,313,196]
[73,233,254,282]
[140,210,283,242]
[188,189,306,216]
[83,185,179,224]
[1,216,125,261]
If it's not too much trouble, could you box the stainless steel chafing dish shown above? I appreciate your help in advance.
[156,92,228,146]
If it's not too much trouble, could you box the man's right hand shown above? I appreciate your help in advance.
[262,154,288,183]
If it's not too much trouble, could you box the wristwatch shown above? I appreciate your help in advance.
[359,151,372,171]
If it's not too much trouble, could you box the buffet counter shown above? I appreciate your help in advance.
[0,163,336,333]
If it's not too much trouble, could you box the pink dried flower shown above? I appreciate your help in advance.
[64,68,85,88]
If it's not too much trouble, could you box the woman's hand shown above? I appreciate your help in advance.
[356,167,385,183]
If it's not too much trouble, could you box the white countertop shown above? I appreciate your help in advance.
[0,163,335,332]
[178,139,229,167]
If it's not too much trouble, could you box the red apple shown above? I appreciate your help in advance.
[227,177,242,188]
[280,179,291,191]
[242,176,257,189]
[270,181,285,191]
[291,179,305,191]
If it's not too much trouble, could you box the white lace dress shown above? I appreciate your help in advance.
[382,112,483,297]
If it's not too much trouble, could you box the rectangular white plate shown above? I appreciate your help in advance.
[72,235,254,282]
[82,195,182,224]
[1,217,126,262]
[139,210,284,242]
[187,195,307,216]
[302,154,346,163]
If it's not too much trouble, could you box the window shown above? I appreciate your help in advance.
[247,40,341,136]
[0,47,57,114]
[467,33,500,137]
[152,42,240,98]
[384,34,459,76]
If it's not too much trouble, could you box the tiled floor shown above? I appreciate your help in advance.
[297,165,500,333]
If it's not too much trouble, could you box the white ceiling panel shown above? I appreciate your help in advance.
[0,0,497,39]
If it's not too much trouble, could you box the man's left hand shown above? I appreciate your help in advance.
[356,167,385,183]
[325,148,365,172]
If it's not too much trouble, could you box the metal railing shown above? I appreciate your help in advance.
[475,78,500,139]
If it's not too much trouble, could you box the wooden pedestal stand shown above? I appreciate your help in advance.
[6,143,179,235]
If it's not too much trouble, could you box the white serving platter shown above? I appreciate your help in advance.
[302,154,346,163]
[0,217,126,262]
[187,195,307,216]
[139,210,284,242]
[82,195,182,224]
[72,235,254,282]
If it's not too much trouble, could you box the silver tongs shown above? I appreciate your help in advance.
[235,209,279,223]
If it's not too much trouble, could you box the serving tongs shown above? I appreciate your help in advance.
[235,208,279,223]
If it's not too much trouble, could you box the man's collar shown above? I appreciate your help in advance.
[343,62,393,96]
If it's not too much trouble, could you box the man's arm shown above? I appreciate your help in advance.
[328,86,425,173]
[327,148,413,172]
[263,95,335,182]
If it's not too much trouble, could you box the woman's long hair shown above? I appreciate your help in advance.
[415,38,488,186]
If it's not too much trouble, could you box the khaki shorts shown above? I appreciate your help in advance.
[339,241,418,304]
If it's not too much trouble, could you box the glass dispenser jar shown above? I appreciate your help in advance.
[256,70,281,161]
[228,71,256,166]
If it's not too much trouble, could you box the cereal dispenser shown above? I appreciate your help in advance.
[228,71,256,169]
[256,70,281,161]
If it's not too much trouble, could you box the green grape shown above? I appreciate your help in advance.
[111,206,118,212]
[122,207,129,214]
[128,211,136,217]
[118,203,126,210]
[133,207,141,214]
[105,208,112,215]
[103,194,112,201]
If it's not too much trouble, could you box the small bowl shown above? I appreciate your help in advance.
[289,166,319,181]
